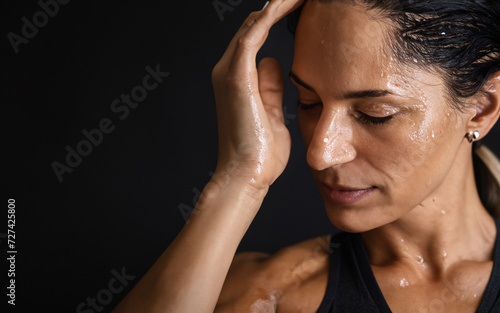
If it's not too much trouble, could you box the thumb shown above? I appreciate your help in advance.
[258,57,285,123]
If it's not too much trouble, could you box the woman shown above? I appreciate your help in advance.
[114,0,500,312]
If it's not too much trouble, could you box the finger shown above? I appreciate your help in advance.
[222,0,305,72]
[236,0,305,55]
[258,57,284,122]
[218,11,262,63]
[248,0,305,39]
[218,0,270,66]
[224,0,305,106]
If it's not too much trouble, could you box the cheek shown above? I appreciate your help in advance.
[397,112,435,177]
[373,106,461,196]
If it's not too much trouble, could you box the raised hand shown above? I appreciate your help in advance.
[211,0,304,191]
[112,2,305,312]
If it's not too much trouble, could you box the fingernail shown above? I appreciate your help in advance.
[257,1,270,18]
[262,1,270,10]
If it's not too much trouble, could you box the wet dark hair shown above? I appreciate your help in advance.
[287,0,500,216]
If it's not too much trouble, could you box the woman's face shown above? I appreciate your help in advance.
[291,1,475,232]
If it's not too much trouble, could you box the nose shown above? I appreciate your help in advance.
[306,108,357,171]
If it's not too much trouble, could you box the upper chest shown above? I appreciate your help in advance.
[372,261,494,313]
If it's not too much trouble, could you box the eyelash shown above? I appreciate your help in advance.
[297,101,394,125]
[357,114,393,125]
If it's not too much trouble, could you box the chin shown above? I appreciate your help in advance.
[323,202,393,233]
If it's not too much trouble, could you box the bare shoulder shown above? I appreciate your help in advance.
[215,235,333,313]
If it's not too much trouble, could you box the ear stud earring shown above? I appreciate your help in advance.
[465,130,480,143]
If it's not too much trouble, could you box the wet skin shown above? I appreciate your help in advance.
[217,1,498,312]
[112,0,500,312]
[293,2,477,233]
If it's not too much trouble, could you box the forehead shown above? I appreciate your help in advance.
[292,1,398,95]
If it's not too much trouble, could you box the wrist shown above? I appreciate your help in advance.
[211,159,274,192]
[184,175,268,230]
[201,173,269,204]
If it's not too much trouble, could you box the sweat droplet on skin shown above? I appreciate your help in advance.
[416,255,424,264]
[399,238,409,251]
[400,278,409,287]
[323,137,329,143]
[416,255,427,269]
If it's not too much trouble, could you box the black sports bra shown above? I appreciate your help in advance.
[316,220,500,312]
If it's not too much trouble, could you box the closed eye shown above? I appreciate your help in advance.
[357,113,393,125]
[298,101,394,125]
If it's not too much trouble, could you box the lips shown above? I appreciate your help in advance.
[320,183,376,205]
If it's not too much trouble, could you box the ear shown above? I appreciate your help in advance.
[467,71,500,140]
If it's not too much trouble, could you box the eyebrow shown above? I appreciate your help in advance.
[289,71,394,100]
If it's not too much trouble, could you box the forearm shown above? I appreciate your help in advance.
[113,178,268,313]
[113,0,302,310]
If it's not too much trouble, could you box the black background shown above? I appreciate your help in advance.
[1,1,499,312]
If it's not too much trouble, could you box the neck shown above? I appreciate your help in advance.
[361,145,497,277]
